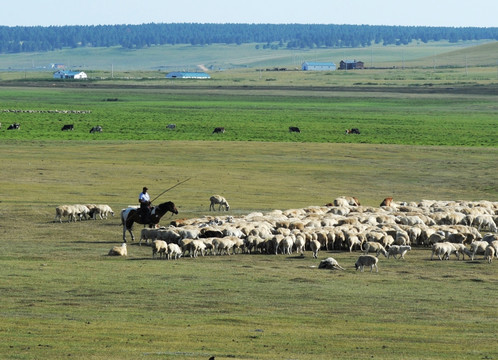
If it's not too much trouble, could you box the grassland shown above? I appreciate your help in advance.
[0,41,497,359]
[1,140,497,360]
[1,40,497,73]
[0,85,497,146]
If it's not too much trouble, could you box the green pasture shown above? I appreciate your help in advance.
[0,85,496,146]
[0,140,497,360]
[0,49,497,358]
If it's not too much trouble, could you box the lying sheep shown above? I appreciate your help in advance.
[209,195,230,211]
[355,255,379,272]
[362,241,388,257]
[152,240,168,259]
[387,245,411,259]
[318,257,345,270]
[108,243,127,256]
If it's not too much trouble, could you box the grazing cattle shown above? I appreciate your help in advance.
[7,123,20,130]
[167,124,176,130]
[212,127,225,134]
[345,128,360,134]
[380,197,393,207]
[289,126,301,133]
[61,124,74,131]
[90,126,103,133]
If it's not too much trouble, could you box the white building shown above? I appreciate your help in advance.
[301,62,336,71]
[165,72,211,79]
[53,70,88,79]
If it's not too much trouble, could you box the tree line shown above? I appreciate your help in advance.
[0,23,496,53]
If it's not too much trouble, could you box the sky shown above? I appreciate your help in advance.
[1,0,497,28]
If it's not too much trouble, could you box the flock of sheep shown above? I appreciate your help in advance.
[54,204,114,222]
[107,196,498,272]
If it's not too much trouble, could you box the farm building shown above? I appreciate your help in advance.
[165,72,211,79]
[301,62,336,71]
[53,70,87,79]
[339,60,364,70]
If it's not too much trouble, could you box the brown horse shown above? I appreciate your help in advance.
[121,201,178,242]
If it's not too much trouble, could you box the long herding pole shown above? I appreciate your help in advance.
[150,177,191,204]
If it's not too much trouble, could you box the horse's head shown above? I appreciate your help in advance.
[156,201,178,215]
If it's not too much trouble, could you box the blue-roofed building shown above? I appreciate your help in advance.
[165,72,211,79]
[301,62,336,71]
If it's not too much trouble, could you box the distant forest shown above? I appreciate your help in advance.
[1,23,497,53]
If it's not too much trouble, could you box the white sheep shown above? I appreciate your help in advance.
[450,243,469,260]
[212,237,235,255]
[54,204,79,222]
[347,235,362,252]
[152,240,168,259]
[187,239,207,258]
[167,243,183,260]
[93,204,114,219]
[72,204,90,220]
[108,243,127,256]
[470,240,490,260]
[209,195,230,211]
[310,239,321,259]
[318,257,345,270]
[484,245,495,263]
[473,215,497,232]
[355,255,379,272]
[140,228,159,246]
[431,242,458,261]
[280,235,295,255]
[294,234,306,255]
[156,228,181,244]
[362,241,388,257]
[333,196,360,207]
[395,230,411,245]
[387,245,405,259]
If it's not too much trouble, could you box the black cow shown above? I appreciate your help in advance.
[90,126,103,133]
[7,123,20,130]
[61,124,74,131]
[289,126,301,133]
[212,127,225,134]
[166,124,176,130]
[346,128,360,134]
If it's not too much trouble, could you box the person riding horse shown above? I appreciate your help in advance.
[139,186,151,223]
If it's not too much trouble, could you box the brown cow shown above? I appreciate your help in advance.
[380,197,393,207]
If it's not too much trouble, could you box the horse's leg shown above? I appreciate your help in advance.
[123,224,128,242]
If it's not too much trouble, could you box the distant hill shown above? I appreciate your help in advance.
[1,23,497,54]
[0,40,496,72]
